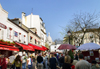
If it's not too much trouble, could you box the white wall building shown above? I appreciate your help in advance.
[0,4,28,44]
[50,44,63,53]
[22,13,46,46]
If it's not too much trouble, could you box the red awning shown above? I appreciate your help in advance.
[41,45,49,51]
[28,43,44,51]
[15,42,35,51]
[0,44,19,51]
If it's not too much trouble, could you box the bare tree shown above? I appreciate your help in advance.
[63,12,100,46]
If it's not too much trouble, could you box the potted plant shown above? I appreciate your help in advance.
[0,39,6,44]
[7,41,11,45]
[10,42,15,46]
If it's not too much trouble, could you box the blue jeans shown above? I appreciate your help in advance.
[0,66,1,69]
[22,63,26,69]
[28,65,31,69]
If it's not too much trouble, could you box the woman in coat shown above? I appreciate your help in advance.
[62,55,71,69]
[12,55,22,69]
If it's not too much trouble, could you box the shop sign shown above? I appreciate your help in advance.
[0,23,7,29]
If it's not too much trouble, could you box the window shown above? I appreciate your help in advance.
[19,22,21,26]
[35,39,37,44]
[19,33,21,42]
[24,35,26,43]
[30,36,32,42]
[38,41,40,45]
[7,27,13,39]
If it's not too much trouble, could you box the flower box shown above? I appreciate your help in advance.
[0,41,7,45]
[9,43,15,46]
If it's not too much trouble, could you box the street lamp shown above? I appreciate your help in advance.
[67,30,71,44]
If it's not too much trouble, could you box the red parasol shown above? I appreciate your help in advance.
[58,44,77,50]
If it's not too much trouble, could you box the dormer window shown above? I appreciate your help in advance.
[19,22,21,26]
[30,36,32,42]
[35,31,37,34]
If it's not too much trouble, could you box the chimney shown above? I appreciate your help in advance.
[22,12,26,25]
[22,12,25,17]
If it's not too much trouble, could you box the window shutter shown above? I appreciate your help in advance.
[17,32,19,42]
[7,27,10,39]
[11,29,13,39]
[21,34,24,43]
[1,30,4,39]
[0,29,2,39]
[12,30,14,40]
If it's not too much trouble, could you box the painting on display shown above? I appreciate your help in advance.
[90,51,94,56]
[95,58,99,62]
[87,56,90,60]
[84,56,87,60]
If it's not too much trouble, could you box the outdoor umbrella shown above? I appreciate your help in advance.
[58,44,77,50]
[77,43,100,51]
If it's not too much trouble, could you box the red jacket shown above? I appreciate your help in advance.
[71,65,75,69]
[0,58,7,69]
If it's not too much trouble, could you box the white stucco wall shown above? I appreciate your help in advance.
[50,44,63,53]
[22,13,47,46]
[0,4,28,44]
[22,14,41,37]
[6,20,28,44]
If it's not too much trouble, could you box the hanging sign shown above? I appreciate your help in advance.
[0,23,7,29]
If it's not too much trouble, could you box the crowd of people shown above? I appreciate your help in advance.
[0,51,100,69]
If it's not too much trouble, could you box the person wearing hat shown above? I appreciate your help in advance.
[91,60,100,69]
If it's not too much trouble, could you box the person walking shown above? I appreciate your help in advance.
[91,60,100,69]
[12,55,22,69]
[0,55,7,69]
[37,54,43,69]
[62,55,71,69]
[43,54,48,69]
[9,53,16,69]
[70,59,75,69]
[21,52,27,69]
[49,54,57,69]
[59,54,64,67]
[75,53,91,69]
[27,56,32,69]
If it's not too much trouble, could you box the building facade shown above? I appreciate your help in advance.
[11,18,41,46]
[72,29,100,46]
[50,44,63,53]
[22,13,46,46]
[0,4,28,44]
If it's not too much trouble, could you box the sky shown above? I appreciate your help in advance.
[0,0,100,41]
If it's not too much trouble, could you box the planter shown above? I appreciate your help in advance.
[9,43,15,46]
[0,41,7,45]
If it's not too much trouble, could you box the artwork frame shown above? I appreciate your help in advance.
[95,58,99,62]
[90,51,94,56]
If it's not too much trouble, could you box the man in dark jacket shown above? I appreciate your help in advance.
[59,54,64,67]
[37,54,43,69]
[37,55,43,63]
[49,54,57,69]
